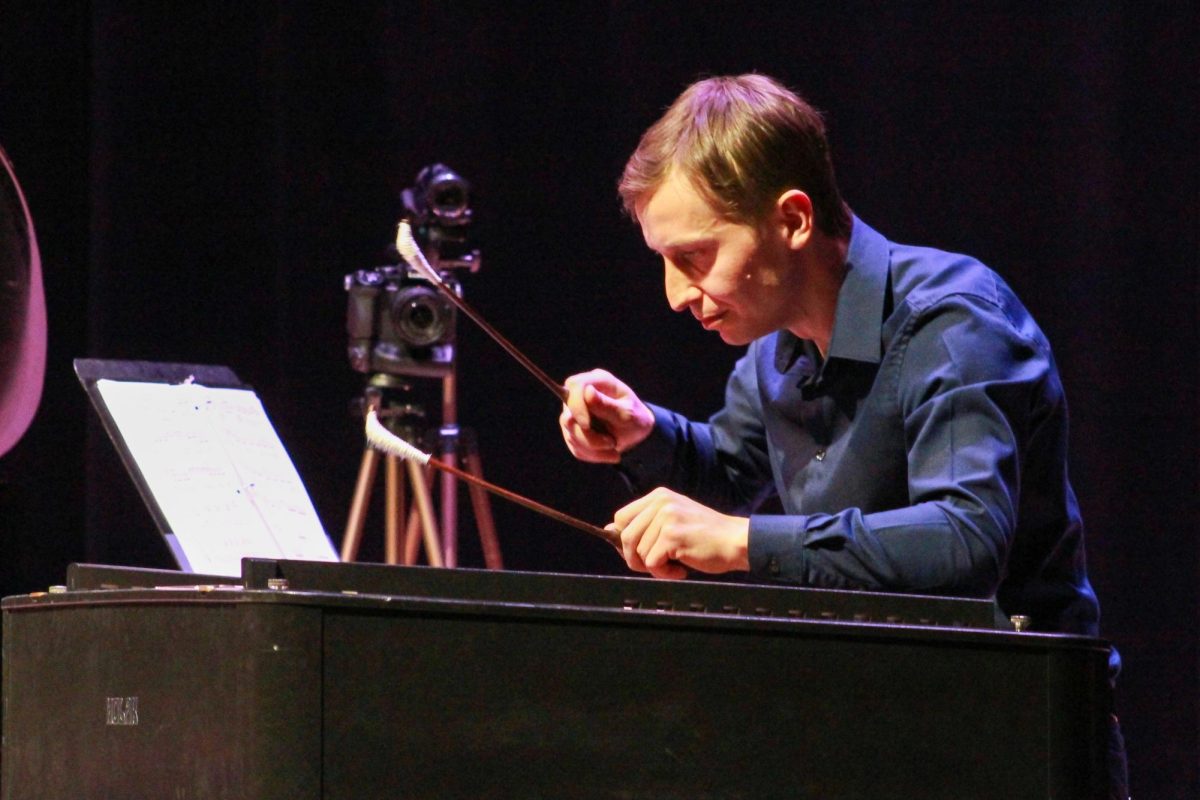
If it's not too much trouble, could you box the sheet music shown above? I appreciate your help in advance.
[95,379,338,576]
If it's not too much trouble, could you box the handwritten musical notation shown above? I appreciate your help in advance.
[96,379,338,576]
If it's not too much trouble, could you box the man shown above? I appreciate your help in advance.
[559,74,1126,795]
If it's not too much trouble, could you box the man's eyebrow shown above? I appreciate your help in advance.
[653,237,715,254]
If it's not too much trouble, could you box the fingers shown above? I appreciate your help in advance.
[559,380,619,463]
[609,488,750,579]
[563,371,621,432]
[617,496,657,572]
[559,404,620,464]
[614,488,688,580]
[583,384,631,424]
[559,375,610,463]
[559,369,653,462]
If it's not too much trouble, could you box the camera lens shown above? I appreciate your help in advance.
[389,285,452,347]
[408,163,469,222]
[429,178,467,219]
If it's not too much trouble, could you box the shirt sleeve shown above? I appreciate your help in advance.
[749,294,1052,597]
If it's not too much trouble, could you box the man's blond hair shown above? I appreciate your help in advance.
[618,74,851,237]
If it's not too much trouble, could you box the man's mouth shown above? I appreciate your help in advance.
[700,312,726,330]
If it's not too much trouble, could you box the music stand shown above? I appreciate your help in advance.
[74,358,338,576]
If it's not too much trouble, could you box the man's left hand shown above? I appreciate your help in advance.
[607,487,750,580]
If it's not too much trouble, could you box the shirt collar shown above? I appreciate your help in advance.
[773,215,890,371]
[825,215,890,365]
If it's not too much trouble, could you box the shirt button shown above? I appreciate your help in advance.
[814,449,826,461]
[768,556,781,576]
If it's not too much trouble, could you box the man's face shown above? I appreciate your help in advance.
[637,171,793,346]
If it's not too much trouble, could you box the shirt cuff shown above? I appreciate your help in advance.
[750,513,855,584]
[748,514,808,582]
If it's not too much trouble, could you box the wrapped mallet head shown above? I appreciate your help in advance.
[365,407,431,465]
[395,221,442,286]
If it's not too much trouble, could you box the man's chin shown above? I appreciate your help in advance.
[716,328,754,346]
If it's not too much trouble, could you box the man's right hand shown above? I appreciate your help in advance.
[559,369,654,464]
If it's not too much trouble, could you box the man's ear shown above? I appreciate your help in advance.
[775,190,814,250]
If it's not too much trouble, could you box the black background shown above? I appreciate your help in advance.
[1,2,1195,796]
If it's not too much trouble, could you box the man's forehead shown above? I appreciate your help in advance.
[637,172,723,252]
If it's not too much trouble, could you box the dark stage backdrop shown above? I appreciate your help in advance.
[2,2,1196,796]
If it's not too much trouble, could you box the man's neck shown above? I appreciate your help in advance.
[786,231,850,357]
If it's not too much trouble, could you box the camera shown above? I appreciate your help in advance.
[400,163,480,273]
[345,265,458,378]
[346,164,480,379]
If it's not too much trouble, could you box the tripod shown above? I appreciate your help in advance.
[341,377,503,569]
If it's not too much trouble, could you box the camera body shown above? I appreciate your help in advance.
[345,265,459,379]
[346,164,479,379]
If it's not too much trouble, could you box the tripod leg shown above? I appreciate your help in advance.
[341,446,380,562]
[403,504,422,565]
[384,454,406,565]
[463,450,504,570]
[438,428,459,568]
[402,464,433,564]
[406,459,444,567]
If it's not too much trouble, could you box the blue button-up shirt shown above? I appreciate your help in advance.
[620,217,1101,636]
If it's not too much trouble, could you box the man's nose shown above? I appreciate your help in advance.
[664,261,700,313]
